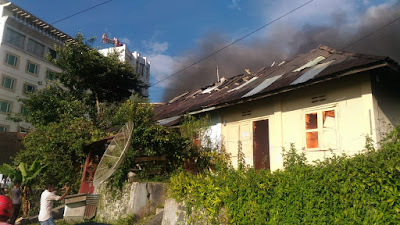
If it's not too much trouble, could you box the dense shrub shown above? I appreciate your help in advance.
[107,97,197,189]
[170,127,400,224]
[16,117,104,191]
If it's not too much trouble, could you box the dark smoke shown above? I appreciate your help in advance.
[162,3,400,101]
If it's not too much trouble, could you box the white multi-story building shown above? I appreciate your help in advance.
[99,43,150,97]
[0,0,75,132]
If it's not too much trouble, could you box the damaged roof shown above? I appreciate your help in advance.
[155,45,399,123]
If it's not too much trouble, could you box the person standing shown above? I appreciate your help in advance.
[0,195,13,225]
[38,183,69,225]
[9,183,21,225]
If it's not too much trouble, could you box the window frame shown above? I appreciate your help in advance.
[4,52,19,68]
[304,106,338,150]
[18,126,29,133]
[0,124,9,132]
[0,99,12,114]
[23,82,37,95]
[27,38,45,58]
[46,69,57,81]
[1,75,16,91]
[20,105,28,116]
[139,63,145,75]
[47,48,58,60]
[26,61,40,76]
[3,27,25,49]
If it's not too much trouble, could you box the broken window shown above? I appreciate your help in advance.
[305,109,337,149]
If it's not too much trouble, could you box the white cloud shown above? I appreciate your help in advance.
[361,1,397,23]
[142,40,169,54]
[146,53,185,88]
[119,37,131,45]
[229,0,241,11]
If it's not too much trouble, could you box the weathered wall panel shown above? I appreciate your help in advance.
[221,72,380,170]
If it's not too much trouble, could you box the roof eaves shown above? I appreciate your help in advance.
[178,60,391,118]
[4,1,75,44]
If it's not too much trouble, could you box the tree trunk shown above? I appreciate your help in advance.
[22,186,31,218]
[95,93,101,121]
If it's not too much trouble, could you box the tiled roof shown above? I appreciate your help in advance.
[155,45,399,122]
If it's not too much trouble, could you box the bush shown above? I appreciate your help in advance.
[169,127,400,224]
[107,97,195,189]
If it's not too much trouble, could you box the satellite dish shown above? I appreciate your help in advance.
[92,121,134,187]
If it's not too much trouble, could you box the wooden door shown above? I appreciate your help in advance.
[253,119,270,170]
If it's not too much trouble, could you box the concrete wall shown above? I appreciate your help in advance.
[371,71,400,144]
[161,198,187,225]
[220,73,380,170]
[203,112,222,150]
[95,182,166,223]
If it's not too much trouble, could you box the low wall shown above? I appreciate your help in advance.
[161,198,187,225]
[95,182,166,223]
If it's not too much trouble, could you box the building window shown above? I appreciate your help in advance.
[20,105,28,116]
[26,61,39,75]
[23,83,36,95]
[305,109,337,150]
[0,125,8,132]
[48,48,58,60]
[46,69,57,80]
[0,100,11,113]
[27,38,45,58]
[3,27,25,49]
[139,63,145,75]
[1,76,16,90]
[18,126,28,133]
[5,53,18,67]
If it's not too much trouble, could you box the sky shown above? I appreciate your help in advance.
[9,0,400,102]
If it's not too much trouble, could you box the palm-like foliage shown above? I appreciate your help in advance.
[0,160,47,217]
[0,160,47,186]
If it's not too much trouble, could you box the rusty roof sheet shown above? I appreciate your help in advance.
[155,45,398,121]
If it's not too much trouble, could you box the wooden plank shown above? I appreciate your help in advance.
[65,195,87,204]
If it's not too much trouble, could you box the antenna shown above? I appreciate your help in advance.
[216,66,220,82]
[92,121,134,187]
[101,33,123,47]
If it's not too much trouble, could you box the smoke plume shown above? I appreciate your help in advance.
[162,2,400,101]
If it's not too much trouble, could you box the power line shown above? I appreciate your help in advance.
[49,0,113,25]
[341,16,400,50]
[150,0,316,87]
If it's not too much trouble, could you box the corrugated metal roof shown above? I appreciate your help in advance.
[292,56,325,72]
[291,60,334,85]
[228,77,258,93]
[243,74,282,98]
[155,45,398,121]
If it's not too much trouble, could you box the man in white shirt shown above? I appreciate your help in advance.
[38,183,69,225]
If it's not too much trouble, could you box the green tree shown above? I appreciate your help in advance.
[48,33,145,119]
[19,85,87,126]
[108,96,191,188]
[15,117,104,192]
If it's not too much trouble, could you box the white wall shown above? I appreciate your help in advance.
[371,72,400,143]
[221,73,378,171]
[203,113,222,150]
[99,45,150,97]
